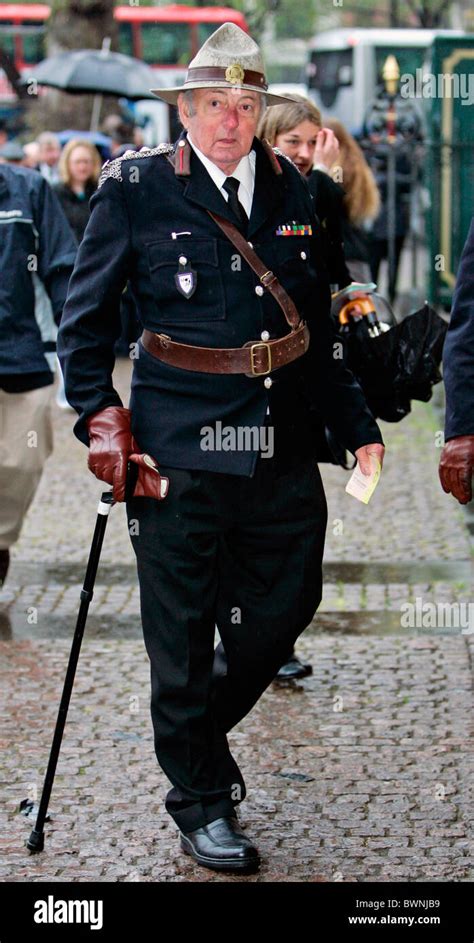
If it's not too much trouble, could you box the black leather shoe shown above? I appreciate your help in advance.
[275,653,313,681]
[179,815,260,873]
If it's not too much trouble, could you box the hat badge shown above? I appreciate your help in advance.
[225,63,245,84]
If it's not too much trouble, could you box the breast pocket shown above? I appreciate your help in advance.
[273,235,313,269]
[271,236,317,304]
[145,237,226,323]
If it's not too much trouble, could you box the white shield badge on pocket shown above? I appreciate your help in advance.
[175,262,197,299]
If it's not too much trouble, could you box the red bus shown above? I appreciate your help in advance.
[0,4,49,73]
[115,5,249,69]
[0,4,250,100]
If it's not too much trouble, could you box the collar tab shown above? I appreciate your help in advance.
[171,135,192,176]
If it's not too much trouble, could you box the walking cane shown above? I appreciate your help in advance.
[21,462,138,853]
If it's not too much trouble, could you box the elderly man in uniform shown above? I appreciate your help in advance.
[58,23,384,873]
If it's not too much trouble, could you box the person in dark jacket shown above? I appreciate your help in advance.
[57,23,384,873]
[53,138,101,243]
[362,129,413,304]
[439,218,474,505]
[0,164,77,588]
[54,138,140,360]
[325,117,380,284]
[257,95,371,679]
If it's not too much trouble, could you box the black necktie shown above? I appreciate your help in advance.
[222,176,248,231]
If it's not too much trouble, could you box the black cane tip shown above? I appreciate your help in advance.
[26,829,44,853]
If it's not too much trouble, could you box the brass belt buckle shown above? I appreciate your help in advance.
[249,341,272,376]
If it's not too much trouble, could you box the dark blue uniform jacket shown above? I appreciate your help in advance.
[443,217,474,440]
[57,133,383,476]
[0,164,77,382]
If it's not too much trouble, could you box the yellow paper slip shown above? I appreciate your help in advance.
[345,454,381,504]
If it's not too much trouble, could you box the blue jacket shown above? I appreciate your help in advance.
[0,164,77,380]
[57,134,383,476]
[443,217,474,440]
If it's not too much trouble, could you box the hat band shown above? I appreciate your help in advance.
[186,66,268,90]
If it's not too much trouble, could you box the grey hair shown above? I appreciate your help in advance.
[37,131,60,147]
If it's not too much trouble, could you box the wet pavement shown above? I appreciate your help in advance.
[0,359,473,881]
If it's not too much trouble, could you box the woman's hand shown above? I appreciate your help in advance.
[314,128,340,171]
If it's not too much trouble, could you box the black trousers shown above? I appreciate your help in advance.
[126,453,328,832]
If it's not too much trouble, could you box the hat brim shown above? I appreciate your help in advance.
[149,82,299,106]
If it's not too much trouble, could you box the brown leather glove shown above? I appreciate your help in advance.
[86,406,168,502]
[439,435,474,505]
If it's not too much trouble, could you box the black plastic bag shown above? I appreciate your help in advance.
[344,303,448,422]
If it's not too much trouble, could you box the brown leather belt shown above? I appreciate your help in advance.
[140,207,310,377]
[141,321,310,376]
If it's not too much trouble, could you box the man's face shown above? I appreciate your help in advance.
[40,142,60,166]
[178,87,261,173]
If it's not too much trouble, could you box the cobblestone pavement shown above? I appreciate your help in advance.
[1,359,473,882]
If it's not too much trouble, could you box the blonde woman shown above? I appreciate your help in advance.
[53,138,102,243]
[258,94,352,291]
[325,117,380,283]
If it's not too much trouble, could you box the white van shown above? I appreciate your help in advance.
[306,28,466,133]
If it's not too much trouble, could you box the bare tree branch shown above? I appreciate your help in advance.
[434,0,454,17]
[402,0,452,27]
[404,0,418,16]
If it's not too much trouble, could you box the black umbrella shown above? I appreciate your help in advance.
[22,47,159,100]
[343,303,448,422]
[20,39,164,130]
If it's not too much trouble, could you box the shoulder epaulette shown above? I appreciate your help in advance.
[272,146,299,173]
[97,143,174,188]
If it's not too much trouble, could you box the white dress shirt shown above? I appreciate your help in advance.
[187,134,256,218]
[39,162,60,185]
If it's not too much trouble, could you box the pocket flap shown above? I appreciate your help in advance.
[146,238,219,271]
